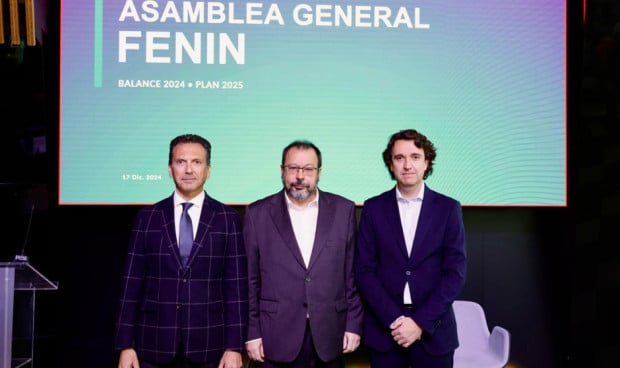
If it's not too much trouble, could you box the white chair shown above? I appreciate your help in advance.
[453,300,510,368]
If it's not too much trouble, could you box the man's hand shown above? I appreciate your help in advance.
[245,339,265,362]
[118,348,139,368]
[218,350,242,368]
[390,317,423,348]
[342,331,361,353]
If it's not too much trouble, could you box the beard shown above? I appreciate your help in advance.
[283,178,318,203]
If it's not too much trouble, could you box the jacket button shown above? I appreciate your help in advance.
[305,277,311,283]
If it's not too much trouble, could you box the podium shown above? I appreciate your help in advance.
[0,261,58,368]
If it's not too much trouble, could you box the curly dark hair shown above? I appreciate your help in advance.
[382,129,436,180]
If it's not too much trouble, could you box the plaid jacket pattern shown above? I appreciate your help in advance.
[115,193,248,364]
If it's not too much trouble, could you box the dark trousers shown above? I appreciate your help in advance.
[368,345,453,368]
[140,354,218,368]
[368,305,453,368]
[261,320,344,368]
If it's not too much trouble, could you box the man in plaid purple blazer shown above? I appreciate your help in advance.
[115,134,248,368]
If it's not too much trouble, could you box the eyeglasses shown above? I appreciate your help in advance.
[281,165,319,175]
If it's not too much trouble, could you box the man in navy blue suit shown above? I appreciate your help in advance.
[115,134,248,368]
[355,129,467,368]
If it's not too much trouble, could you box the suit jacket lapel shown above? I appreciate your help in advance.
[270,192,306,269]
[161,196,183,266]
[306,192,330,271]
[187,193,215,267]
[410,187,435,261]
[385,189,410,259]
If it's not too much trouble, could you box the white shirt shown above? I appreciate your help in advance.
[173,191,204,244]
[285,190,319,268]
[396,184,424,304]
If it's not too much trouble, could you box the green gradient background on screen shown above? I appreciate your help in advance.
[60,1,566,205]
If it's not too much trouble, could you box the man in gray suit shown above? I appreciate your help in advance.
[243,140,363,368]
[115,134,247,368]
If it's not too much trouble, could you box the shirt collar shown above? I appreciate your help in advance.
[396,183,425,203]
[174,190,205,209]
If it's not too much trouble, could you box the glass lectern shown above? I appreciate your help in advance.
[0,261,58,368]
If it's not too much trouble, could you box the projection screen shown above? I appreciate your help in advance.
[59,0,567,206]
